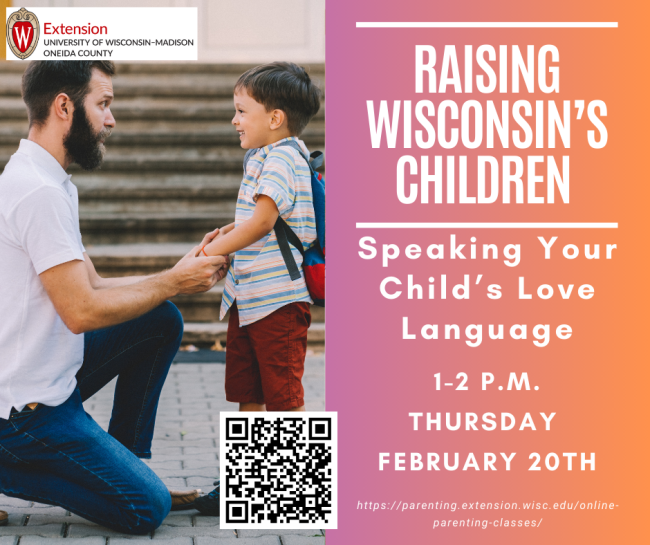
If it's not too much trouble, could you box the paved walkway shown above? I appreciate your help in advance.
[0,357,325,544]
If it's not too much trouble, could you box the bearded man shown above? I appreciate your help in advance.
[0,61,227,533]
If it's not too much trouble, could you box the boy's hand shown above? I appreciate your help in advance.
[196,228,222,257]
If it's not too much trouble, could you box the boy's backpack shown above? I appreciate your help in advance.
[243,141,325,306]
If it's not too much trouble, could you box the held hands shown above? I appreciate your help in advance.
[168,246,229,295]
[194,227,231,283]
[196,227,225,256]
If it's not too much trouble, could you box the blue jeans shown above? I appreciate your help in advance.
[0,301,183,534]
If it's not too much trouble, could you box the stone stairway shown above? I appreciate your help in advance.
[0,62,325,346]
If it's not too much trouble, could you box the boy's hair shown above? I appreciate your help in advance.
[22,61,116,128]
[235,62,321,136]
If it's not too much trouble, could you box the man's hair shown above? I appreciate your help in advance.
[22,61,115,128]
[235,62,321,136]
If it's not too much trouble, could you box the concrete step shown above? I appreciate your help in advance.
[87,243,193,276]
[172,285,224,322]
[0,119,325,147]
[110,123,324,148]
[0,145,247,173]
[80,214,233,244]
[75,173,242,201]
[0,73,213,98]
[1,147,325,175]
[0,97,325,122]
[80,198,234,215]
[183,322,325,347]
[0,68,325,99]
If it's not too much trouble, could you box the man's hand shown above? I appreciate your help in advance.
[215,255,230,281]
[40,250,229,335]
[168,248,228,295]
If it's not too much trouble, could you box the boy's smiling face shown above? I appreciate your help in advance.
[232,89,290,149]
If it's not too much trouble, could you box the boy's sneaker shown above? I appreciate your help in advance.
[193,481,220,516]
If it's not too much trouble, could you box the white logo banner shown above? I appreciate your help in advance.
[5,7,197,61]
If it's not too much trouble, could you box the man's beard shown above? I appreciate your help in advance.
[63,103,111,171]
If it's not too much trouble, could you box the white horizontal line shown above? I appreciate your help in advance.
[356,22,618,28]
[356,223,618,229]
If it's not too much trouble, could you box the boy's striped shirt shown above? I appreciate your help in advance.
[220,137,316,326]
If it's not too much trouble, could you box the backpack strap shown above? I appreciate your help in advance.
[274,217,305,281]
[272,141,317,280]
[309,150,324,170]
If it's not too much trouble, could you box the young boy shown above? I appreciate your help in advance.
[191,62,321,516]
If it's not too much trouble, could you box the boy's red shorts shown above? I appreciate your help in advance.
[225,302,311,411]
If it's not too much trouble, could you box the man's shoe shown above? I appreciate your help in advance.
[170,489,201,511]
[0,510,8,526]
[193,481,220,516]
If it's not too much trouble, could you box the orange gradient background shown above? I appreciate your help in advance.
[326,1,650,543]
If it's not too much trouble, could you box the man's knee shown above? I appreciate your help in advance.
[141,492,170,533]
[152,301,184,341]
[145,485,171,531]
[122,482,171,534]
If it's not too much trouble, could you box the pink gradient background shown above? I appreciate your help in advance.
[325,1,650,544]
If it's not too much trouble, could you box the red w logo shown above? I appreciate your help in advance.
[12,22,34,53]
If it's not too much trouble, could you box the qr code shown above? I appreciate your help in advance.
[219,412,337,529]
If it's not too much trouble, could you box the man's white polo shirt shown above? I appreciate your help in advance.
[0,139,86,420]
